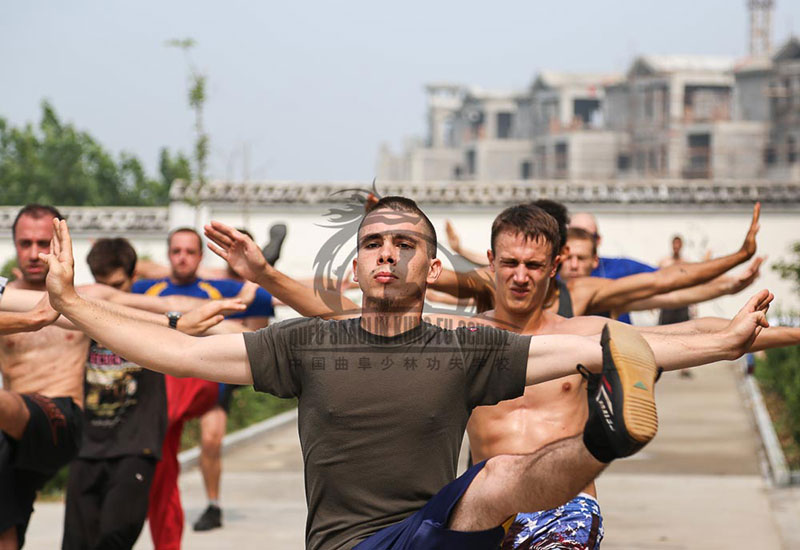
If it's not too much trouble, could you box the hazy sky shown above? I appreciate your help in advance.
[3,1,799,182]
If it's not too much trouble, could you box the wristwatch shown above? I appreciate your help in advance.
[166,311,182,329]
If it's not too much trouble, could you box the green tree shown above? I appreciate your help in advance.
[0,102,176,206]
[166,38,209,213]
[158,147,192,191]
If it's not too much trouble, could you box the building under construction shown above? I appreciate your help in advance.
[377,0,800,183]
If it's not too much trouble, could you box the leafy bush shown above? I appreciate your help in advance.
[181,387,296,450]
[757,346,800,439]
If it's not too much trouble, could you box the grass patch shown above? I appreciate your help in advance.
[756,381,800,470]
[180,386,296,451]
[755,346,800,471]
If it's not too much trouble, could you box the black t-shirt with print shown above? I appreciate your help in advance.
[78,341,167,460]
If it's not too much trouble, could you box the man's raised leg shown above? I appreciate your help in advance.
[449,436,606,532]
[0,526,17,550]
[450,322,660,533]
[0,391,30,440]
[1,392,31,550]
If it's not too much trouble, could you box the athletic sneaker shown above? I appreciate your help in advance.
[579,323,659,463]
[193,504,222,531]
[261,223,287,266]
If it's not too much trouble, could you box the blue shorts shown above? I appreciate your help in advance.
[500,494,603,550]
[354,461,506,550]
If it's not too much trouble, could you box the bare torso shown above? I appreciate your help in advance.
[467,308,600,497]
[0,281,88,407]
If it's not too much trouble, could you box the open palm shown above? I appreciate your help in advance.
[39,218,78,310]
[204,221,268,283]
[726,289,772,356]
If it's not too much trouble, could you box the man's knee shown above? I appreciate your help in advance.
[0,391,30,440]
[0,526,18,550]
[449,456,521,531]
[481,454,523,488]
[200,430,222,456]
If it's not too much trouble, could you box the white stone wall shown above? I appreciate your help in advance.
[2,200,798,321]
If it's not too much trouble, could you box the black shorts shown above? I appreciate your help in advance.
[0,394,83,548]
[217,383,243,413]
[63,455,157,550]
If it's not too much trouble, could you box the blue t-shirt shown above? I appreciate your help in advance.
[591,257,656,325]
[131,277,274,319]
[592,257,656,279]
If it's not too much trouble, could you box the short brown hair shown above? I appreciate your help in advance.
[358,196,437,258]
[491,204,561,261]
[168,227,202,250]
[87,238,138,278]
[12,204,64,238]
[567,227,598,256]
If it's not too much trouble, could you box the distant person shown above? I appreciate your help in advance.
[569,212,656,279]
[132,228,274,544]
[569,212,656,324]
[658,235,694,324]
[658,235,693,377]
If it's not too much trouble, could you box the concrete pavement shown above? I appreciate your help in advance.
[26,361,797,549]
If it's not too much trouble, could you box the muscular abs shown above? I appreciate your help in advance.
[467,309,599,497]
[468,374,587,458]
[0,324,88,408]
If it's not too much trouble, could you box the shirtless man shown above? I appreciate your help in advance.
[0,204,87,550]
[0,205,241,550]
[457,203,785,549]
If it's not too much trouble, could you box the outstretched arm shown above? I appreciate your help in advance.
[445,220,490,266]
[204,220,359,319]
[82,283,209,313]
[637,311,796,354]
[537,290,772,374]
[41,219,253,384]
[622,257,763,312]
[0,292,60,334]
[525,334,602,385]
[586,203,761,313]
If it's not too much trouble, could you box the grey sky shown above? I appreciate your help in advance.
[2,1,798,182]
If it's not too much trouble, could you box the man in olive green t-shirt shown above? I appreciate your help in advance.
[41,197,768,550]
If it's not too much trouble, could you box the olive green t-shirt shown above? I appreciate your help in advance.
[243,317,531,550]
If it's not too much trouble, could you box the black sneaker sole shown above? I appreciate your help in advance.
[603,323,659,445]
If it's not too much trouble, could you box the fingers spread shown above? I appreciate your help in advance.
[208,220,238,242]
